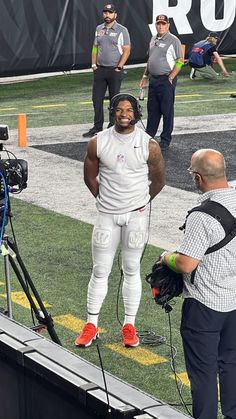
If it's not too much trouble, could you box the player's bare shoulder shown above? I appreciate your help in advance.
[148,138,163,161]
[86,136,98,160]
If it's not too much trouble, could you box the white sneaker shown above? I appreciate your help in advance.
[190,68,196,80]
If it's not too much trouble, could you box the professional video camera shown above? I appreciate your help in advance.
[146,256,183,313]
[0,125,28,196]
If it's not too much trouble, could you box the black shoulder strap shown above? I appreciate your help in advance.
[188,200,236,254]
[182,199,236,284]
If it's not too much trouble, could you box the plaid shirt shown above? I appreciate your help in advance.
[178,187,236,312]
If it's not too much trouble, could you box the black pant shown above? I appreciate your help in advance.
[146,75,176,143]
[181,298,236,419]
[92,66,123,131]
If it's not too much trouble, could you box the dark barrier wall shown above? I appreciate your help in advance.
[0,314,191,419]
[0,0,235,77]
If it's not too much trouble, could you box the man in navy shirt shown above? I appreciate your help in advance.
[140,15,184,150]
[189,32,229,80]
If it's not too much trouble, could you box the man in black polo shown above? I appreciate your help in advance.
[83,4,131,138]
[140,15,183,150]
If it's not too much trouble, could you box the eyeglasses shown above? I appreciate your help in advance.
[187,167,201,176]
[188,168,215,179]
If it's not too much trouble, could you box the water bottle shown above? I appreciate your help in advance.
[139,88,145,101]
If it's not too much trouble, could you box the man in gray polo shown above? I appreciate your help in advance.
[140,15,183,150]
[83,4,131,138]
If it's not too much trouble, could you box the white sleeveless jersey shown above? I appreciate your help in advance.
[96,126,150,214]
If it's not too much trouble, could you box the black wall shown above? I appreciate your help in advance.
[0,0,235,76]
[0,314,191,419]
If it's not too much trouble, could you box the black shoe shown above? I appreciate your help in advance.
[82,127,98,138]
[159,141,170,150]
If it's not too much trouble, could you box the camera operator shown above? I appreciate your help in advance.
[159,149,236,419]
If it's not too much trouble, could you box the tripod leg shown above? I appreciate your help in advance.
[4,254,13,318]
[7,240,62,346]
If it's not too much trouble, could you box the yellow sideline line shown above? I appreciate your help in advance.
[170,372,221,399]
[0,107,17,111]
[32,104,66,109]
[215,91,236,94]
[176,94,203,98]
[172,373,221,399]
[53,314,106,334]
[53,315,166,366]
[0,291,51,309]
[106,343,167,365]
[0,302,188,373]
[171,372,190,387]
[80,100,109,105]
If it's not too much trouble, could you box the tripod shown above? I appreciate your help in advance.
[0,150,61,345]
[1,234,62,346]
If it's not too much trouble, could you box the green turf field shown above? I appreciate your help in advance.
[0,62,235,417]
[0,60,236,130]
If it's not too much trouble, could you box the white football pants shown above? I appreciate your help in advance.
[87,206,149,327]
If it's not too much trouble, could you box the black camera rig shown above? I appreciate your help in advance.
[0,125,28,195]
[0,158,28,194]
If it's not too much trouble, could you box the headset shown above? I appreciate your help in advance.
[109,93,142,124]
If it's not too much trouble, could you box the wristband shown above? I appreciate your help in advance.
[91,64,97,68]
[142,74,148,79]
[168,254,180,273]
[176,60,184,69]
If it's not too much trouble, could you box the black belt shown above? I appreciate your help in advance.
[151,74,168,78]
[97,65,116,68]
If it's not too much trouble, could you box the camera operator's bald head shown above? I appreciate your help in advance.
[191,149,228,192]
[192,149,226,178]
